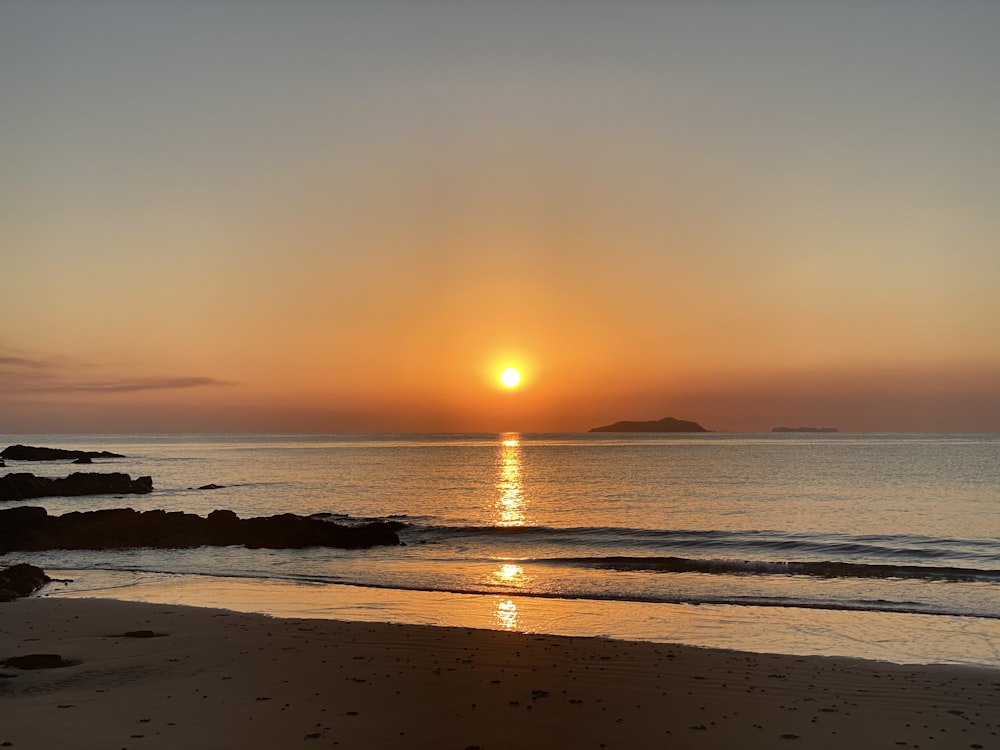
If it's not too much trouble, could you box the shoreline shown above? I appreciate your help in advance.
[37,570,1000,668]
[2,597,998,749]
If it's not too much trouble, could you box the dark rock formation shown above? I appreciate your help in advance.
[0,506,403,552]
[0,563,51,602]
[3,654,78,669]
[196,484,225,490]
[772,426,838,433]
[589,416,708,433]
[72,457,93,464]
[0,472,153,502]
[1,444,125,461]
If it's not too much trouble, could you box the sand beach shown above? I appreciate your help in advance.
[2,597,997,749]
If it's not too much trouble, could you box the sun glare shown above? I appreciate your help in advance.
[500,368,521,388]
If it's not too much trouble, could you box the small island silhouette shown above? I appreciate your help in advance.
[589,416,708,433]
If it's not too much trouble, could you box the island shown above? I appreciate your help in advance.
[589,416,708,433]
[771,426,839,433]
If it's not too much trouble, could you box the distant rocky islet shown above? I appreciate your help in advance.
[589,416,708,433]
[0,444,126,461]
[588,418,840,434]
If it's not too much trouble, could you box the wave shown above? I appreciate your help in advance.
[536,555,1000,583]
[46,564,1000,621]
[401,522,1000,571]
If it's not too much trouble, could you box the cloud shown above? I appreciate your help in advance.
[0,350,235,395]
[0,355,50,369]
[35,376,236,394]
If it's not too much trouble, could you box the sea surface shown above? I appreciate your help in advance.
[2,432,999,667]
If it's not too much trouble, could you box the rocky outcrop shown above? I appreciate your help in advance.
[0,563,51,602]
[1,444,125,461]
[0,472,153,502]
[3,654,78,669]
[589,416,708,433]
[0,506,403,552]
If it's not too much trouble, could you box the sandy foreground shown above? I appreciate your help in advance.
[1,598,997,750]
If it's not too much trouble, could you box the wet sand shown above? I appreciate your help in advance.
[1,597,997,749]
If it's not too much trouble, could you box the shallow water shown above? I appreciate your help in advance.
[3,432,999,665]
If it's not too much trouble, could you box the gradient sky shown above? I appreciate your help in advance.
[3,1,998,433]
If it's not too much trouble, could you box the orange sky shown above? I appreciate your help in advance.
[2,2,999,433]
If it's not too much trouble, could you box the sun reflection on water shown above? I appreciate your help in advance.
[494,598,519,630]
[493,433,527,527]
[493,563,525,584]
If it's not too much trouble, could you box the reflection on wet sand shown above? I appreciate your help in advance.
[494,598,519,630]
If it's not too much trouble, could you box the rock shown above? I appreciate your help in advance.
[196,483,224,490]
[1,444,125,461]
[0,472,154,502]
[3,654,77,670]
[72,457,93,464]
[589,416,708,433]
[0,506,403,552]
[0,564,51,601]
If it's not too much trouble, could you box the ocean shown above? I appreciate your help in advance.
[2,432,998,667]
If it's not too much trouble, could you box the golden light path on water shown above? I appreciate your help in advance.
[491,435,530,629]
[492,434,527,528]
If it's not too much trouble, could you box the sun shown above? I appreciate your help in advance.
[500,368,521,388]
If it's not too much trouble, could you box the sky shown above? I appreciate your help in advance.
[2,1,999,433]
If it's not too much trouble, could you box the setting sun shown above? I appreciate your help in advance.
[500,368,521,388]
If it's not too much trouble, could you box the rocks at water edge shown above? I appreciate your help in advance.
[589,416,709,433]
[0,563,51,602]
[3,653,78,669]
[1,444,125,461]
[0,472,154,502]
[0,506,403,552]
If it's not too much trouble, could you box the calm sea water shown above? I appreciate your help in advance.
[3,433,999,666]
